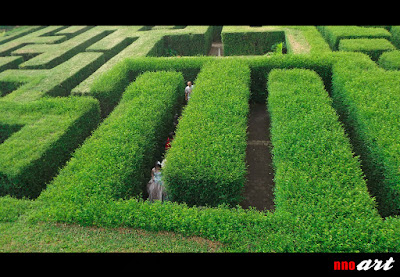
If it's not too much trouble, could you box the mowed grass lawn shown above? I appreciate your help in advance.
[0,219,223,252]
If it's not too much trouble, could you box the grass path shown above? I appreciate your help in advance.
[0,219,223,252]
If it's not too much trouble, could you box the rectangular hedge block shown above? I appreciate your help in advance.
[338,38,396,61]
[222,27,286,56]
[35,71,184,220]
[221,26,332,56]
[88,56,213,117]
[0,26,67,56]
[27,51,400,252]
[378,49,400,70]
[0,56,24,73]
[0,52,105,102]
[162,26,214,56]
[267,68,383,250]
[162,59,251,207]
[15,26,114,69]
[332,56,400,216]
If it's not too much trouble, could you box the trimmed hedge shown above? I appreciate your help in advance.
[0,26,42,45]
[34,71,184,221]
[221,26,331,56]
[72,26,215,97]
[378,50,400,70]
[0,52,105,102]
[0,26,66,56]
[29,62,400,252]
[2,27,400,252]
[0,56,23,73]
[338,38,395,61]
[31,190,294,252]
[27,53,400,252]
[222,28,285,56]
[245,53,334,102]
[162,59,251,207]
[389,26,400,48]
[161,25,215,56]
[332,54,400,216]
[317,26,392,50]
[0,96,100,198]
[90,52,335,110]
[267,68,386,251]
[291,26,331,54]
[88,56,213,117]
[14,26,114,69]
[0,26,215,108]
[0,196,33,222]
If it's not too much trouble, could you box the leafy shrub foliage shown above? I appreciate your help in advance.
[267,68,394,251]
[30,62,400,252]
[0,97,100,198]
[222,29,285,56]
[338,38,395,61]
[378,49,400,70]
[163,59,251,207]
[332,54,400,216]
[89,56,213,117]
[35,71,184,221]
[1,26,400,252]
[316,26,391,50]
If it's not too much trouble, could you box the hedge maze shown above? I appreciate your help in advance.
[1,25,400,252]
[0,97,99,198]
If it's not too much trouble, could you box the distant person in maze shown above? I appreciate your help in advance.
[147,161,168,202]
[185,81,194,102]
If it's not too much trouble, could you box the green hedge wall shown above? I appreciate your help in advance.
[27,53,400,252]
[0,97,100,198]
[378,50,400,70]
[0,52,105,102]
[338,38,395,61]
[0,56,23,73]
[161,25,215,56]
[29,59,400,252]
[0,196,32,222]
[162,59,251,207]
[34,71,184,222]
[2,26,400,253]
[90,53,335,108]
[246,54,333,102]
[89,56,213,117]
[390,26,400,48]
[267,68,386,251]
[222,29,285,56]
[332,54,400,216]
[316,26,392,50]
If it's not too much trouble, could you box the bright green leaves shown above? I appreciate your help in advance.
[35,71,184,221]
[163,59,250,207]
[0,97,100,198]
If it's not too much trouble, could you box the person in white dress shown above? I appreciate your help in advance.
[147,161,168,202]
[185,81,193,102]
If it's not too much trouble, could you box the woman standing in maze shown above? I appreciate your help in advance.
[147,161,168,202]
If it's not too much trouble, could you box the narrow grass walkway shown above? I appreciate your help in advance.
[0,219,223,252]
